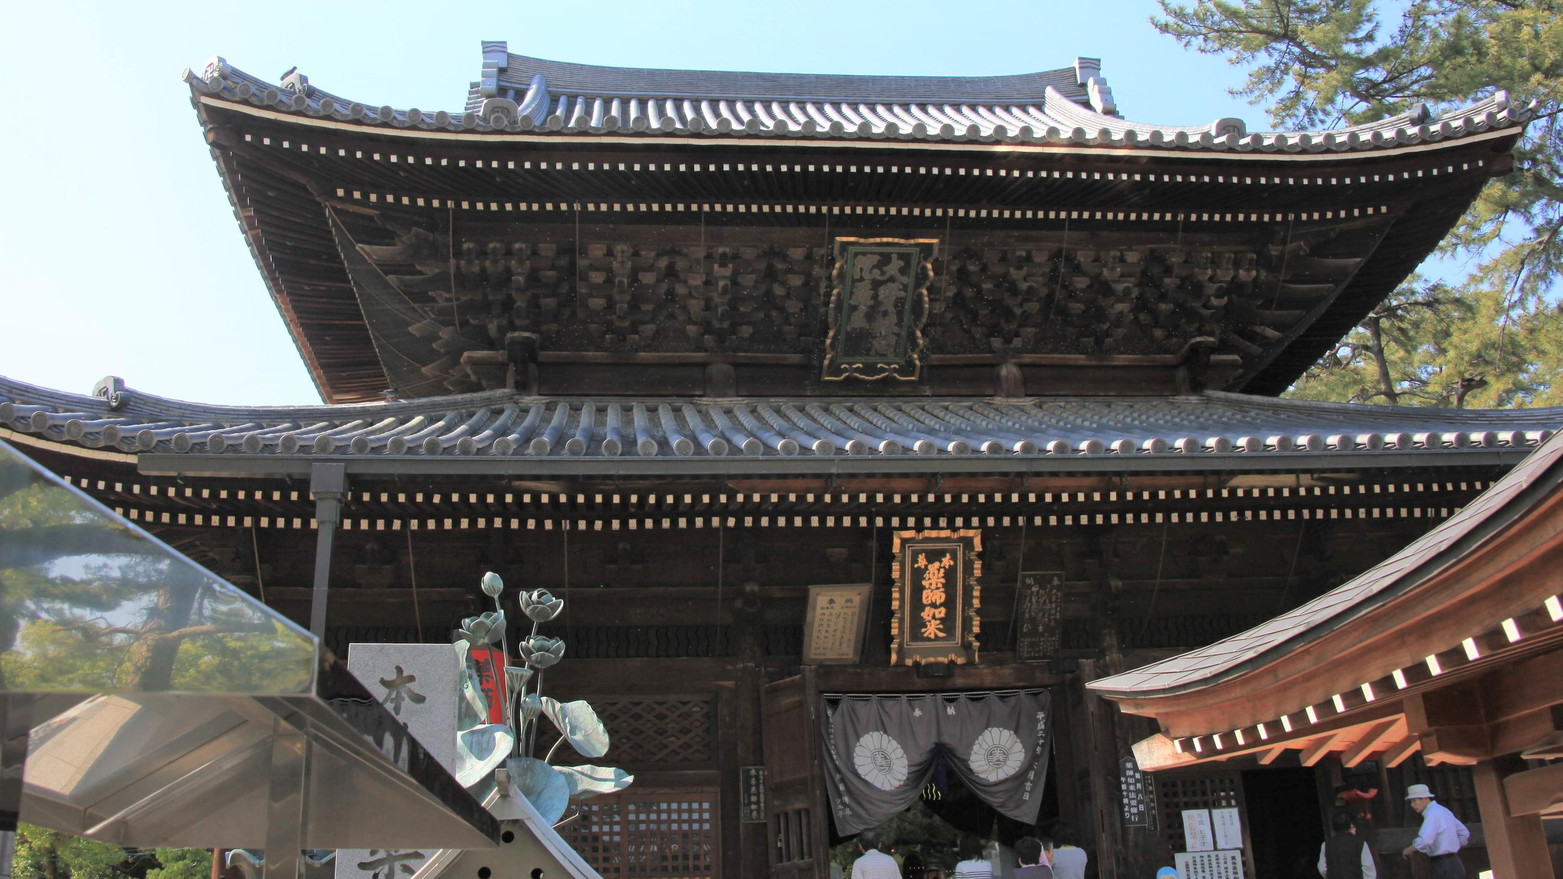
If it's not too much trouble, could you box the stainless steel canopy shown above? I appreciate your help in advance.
[0,438,498,854]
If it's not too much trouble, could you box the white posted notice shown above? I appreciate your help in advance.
[1182,808,1215,853]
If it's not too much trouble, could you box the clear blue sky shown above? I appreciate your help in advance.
[0,0,1263,405]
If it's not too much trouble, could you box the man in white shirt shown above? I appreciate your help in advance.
[851,828,902,879]
[1400,784,1469,879]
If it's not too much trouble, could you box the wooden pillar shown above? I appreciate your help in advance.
[732,581,770,877]
[1470,757,1553,878]
[1078,659,1123,879]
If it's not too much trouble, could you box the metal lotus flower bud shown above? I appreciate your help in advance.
[458,610,506,646]
[518,693,544,723]
[505,665,534,694]
[480,570,504,598]
[520,635,566,668]
[520,588,564,622]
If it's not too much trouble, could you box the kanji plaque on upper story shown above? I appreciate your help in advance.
[822,238,938,381]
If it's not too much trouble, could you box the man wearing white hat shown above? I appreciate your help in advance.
[1400,783,1470,878]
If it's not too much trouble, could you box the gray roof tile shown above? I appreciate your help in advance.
[2,375,1558,470]
[186,44,1531,151]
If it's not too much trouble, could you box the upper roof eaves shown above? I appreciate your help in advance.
[185,42,1532,152]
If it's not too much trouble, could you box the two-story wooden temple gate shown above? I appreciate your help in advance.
[6,405,1559,876]
[1,39,1554,878]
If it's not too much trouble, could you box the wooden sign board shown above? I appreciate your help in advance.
[1120,754,1151,828]
[1175,849,1244,879]
[1014,571,1064,662]
[890,529,982,666]
[821,237,937,381]
[802,584,873,664]
[740,766,767,823]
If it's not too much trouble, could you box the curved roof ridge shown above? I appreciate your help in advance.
[0,374,520,422]
[3,374,1557,463]
[481,48,1091,106]
[186,48,1531,151]
[1200,390,1561,427]
[1041,86,1226,137]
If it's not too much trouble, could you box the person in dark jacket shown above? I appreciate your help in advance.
[1318,809,1376,877]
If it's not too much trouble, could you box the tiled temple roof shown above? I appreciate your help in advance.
[3,376,1556,469]
[185,41,1531,152]
[1089,426,1563,699]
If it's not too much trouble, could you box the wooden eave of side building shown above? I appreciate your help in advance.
[190,89,1525,404]
[1091,430,1563,781]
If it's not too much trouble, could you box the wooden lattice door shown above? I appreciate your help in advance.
[1154,769,1256,879]
[763,669,828,879]
[560,792,718,878]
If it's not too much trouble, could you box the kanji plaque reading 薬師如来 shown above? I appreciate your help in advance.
[890,529,982,666]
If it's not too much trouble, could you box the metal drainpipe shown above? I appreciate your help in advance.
[308,463,347,639]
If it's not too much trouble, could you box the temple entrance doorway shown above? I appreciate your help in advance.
[762,671,1059,879]
[826,770,1062,878]
[1242,766,1323,879]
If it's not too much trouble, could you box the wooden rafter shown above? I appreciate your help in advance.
[1380,735,1423,768]
[1340,717,1404,767]
[1298,730,1348,767]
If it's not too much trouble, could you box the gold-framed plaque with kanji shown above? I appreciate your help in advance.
[821,237,938,381]
[890,529,982,665]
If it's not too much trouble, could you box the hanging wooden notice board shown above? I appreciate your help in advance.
[1014,571,1064,662]
[802,584,873,664]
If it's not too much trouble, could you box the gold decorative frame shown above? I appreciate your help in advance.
[890,529,982,666]
[821,237,938,381]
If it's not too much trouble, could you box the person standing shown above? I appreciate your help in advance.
[1400,783,1469,879]
[851,828,902,879]
[1045,836,1087,879]
[1012,837,1053,879]
[952,833,994,879]
[1318,809,1376,877]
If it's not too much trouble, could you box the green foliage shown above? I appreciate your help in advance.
[12,824,132,879]
[827,799,964,871]
[1154,0,1563,407]
[1287,276,1563,406]
[9,825,208,879]
[144,848,212,879]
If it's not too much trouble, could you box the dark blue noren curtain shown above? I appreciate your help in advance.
[820,690,1052,835]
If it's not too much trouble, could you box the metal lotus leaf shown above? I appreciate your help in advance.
[520,635,566,668]
[505,665,533,694]
[453,641,491,728]
[553,764,634,801]
[455,723,515,788]
[507,756,569,824]
[480,570,505,598]
[541,697,610,759]
[520,588,564,622]
[458,610,506,646]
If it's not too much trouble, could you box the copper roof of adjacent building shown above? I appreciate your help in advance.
[1090,425,1563,701]
[3,375,1557,476]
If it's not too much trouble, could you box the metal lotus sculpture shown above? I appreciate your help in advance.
[453,574,633,824]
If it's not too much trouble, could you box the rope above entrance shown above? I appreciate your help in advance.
[819,690,1053,835]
